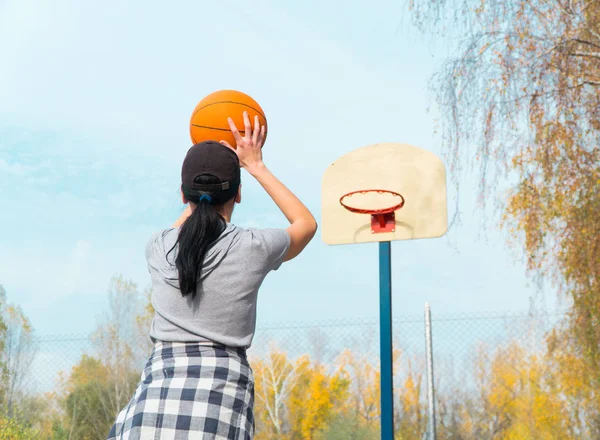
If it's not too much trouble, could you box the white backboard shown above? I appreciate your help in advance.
[321,142,448,245]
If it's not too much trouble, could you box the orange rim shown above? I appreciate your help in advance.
[339,189,405,215]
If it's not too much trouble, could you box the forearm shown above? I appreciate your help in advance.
[246,163,315,225]
[172,205,192,228]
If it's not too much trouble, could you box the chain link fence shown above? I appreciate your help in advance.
[27,335,93,395]
[22,307,575,438]
[28,307,566,393]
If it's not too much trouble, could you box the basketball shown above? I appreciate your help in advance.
[189,90,268,148]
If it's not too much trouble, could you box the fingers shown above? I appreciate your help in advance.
[228,112,264,149]
[258,125,266,147]
[252,115,260,145]
[243,112,252,139]
[227,117,243,145]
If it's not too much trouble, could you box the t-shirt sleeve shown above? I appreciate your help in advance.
[145,230,166,271]
[250,228,291,271]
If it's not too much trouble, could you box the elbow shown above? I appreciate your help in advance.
[299,217,318,242]
[307,217,318,239]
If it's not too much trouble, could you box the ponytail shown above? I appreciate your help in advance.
[168,174,238,298]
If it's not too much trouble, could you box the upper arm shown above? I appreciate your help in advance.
[251,228,292,271]
[284,219,318,262]
[172,206,192,228]
[145,230,172,271]
[145,231,162,260]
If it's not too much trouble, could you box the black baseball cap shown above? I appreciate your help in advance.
[181,141,241,196]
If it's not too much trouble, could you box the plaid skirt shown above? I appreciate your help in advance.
[107,341,254,440]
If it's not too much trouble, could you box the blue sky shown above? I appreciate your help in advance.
[0,0,559,337]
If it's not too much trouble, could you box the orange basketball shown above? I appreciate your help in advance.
[189,90,268,148]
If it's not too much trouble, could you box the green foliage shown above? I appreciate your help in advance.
[0,285,39,436]
[6,276,600,438]
[0,279,146,439]
[49,421,69,440]
[0,415,38,440]
[59,354,140,440]
[50,275,150,439]
[316,413,379,440]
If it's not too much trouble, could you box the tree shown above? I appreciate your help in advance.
[134,287,154,360]
[407,0,599,289]
[307,328,330,367]
[409,0,599,201]
[450,341,575,439]
[252,347,351,440]
[55,275,148,439]
[0,415,38,439]
[408,0,600,427]
[286,361,349,439]
[1,304,35,416]
[337,349,380,429]
[16,393,64,440]
[395,358,427,440]
[315,414,378,440]
[337,347,426,439]
[92,275,145,416]
[0,285,36,427]
[62,355,113,440]
[0,287,8,407]
[546,325,600,438]
[252,347,307,439]
[59,354,139,440]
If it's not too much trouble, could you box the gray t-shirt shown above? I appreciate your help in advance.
[145,223,290,348]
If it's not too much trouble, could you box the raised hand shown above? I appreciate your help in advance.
[220,111,266,170]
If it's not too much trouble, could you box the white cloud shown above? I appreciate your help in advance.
[0,158,50,177]
[0,159,32,176]
[0,0,548,341]
[0,240,94,303]
[0,0,410,159]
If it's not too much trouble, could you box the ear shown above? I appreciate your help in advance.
[235,184,242,204]
[181,188,188,205]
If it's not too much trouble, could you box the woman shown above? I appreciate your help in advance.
[108,112,317,439]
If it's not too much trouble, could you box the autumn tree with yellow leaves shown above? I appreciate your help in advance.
[337,349,380,429]
[252,347,350,440]
[24,273,600,439]
[45,275,148,439]
[286,359,349,439]
[252,348,304,438]
[408,0,600,432]
[0,285,47,439]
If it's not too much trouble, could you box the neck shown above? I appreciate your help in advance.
[221,211,232,223]
[189,202,233,223]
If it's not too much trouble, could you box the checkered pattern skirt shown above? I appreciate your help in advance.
[107,341,254,439]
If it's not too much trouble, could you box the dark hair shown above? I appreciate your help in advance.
[168,174,239,298]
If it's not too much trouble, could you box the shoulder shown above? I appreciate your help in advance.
[251,228,290,245]
[246,228,290,270]
[233,225,290,247]
[145,228,178,259]
[239,227,291,270]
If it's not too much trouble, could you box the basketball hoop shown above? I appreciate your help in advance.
[339,189,405,233]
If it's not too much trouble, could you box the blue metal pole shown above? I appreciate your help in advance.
[379,241,394,439]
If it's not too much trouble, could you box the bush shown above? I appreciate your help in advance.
[0,416,38,440]
[317,414,379,440]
